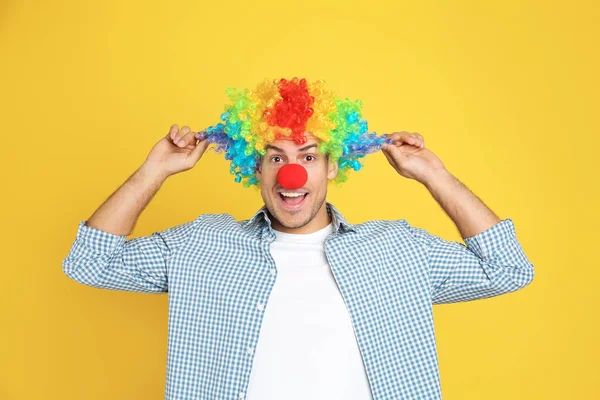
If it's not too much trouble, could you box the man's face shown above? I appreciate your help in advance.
[255,133,338,232]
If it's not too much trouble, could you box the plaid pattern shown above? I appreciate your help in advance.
[63,202,534,399]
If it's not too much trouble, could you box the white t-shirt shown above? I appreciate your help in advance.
[245,222,374,400]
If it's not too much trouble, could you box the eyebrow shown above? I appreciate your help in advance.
[264,143,318,153]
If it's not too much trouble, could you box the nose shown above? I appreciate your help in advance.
[277,163,308,190]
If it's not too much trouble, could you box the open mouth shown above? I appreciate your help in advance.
[278,192,309,210]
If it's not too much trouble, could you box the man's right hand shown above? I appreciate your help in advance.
[143,124,210,178]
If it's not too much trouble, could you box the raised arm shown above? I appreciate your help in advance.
[62,125,210,292]
[84,124,209,236]
[383,132,535,303]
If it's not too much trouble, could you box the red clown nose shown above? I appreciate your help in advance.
[277,163,308,190]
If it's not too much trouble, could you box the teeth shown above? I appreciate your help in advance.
[280,192,306,197]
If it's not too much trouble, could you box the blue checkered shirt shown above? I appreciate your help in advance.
[62,202,534,399]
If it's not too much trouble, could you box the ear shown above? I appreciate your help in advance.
[255,156,263,180]
[327,155,338,180]
[255,165,262,181]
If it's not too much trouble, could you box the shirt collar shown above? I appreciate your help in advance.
[247,201,356,236]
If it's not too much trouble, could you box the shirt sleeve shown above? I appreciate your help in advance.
[399,218,535,304]
[62,218,200,293]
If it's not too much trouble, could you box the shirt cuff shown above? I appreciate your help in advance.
[75,220,128,254]
[463,218,516,260]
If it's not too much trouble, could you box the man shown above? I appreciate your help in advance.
[63,124,535,400]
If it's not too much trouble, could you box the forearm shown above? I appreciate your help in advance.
[422,168,501,239]
[86,162,168,236]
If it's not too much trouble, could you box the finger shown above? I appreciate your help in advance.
[188,137,210,163]
[173,126,191,144]
[168,124,179,141]
[194,131,208,141]
[412,132,424,147]
[382,146,395,164]
[388,131,411,142]
[174,129,196,148]
[383,141,408,163]
[182,132,209,150]
[399,132,423,147]
[405,133,420,146]
[388,131,420,147]
[382,145,406,174]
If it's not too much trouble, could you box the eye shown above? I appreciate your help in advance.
[305,155,316,162]
[270,156,283,163]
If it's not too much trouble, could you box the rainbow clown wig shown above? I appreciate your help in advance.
[197,77,393,189]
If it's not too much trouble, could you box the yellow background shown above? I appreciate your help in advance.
[2,0,598,398]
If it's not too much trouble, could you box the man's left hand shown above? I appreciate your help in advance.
[381,131,446,184]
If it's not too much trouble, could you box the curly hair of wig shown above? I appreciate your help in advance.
[197,77,392,188]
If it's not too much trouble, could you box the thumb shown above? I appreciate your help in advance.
[383,143,408,165]
[188,138,210,164]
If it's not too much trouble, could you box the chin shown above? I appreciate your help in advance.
[269,194,312,224]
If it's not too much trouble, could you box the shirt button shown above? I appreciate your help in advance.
[247,346,254,355]
[257,303,265,311]
[239,391,245,399]
[270,268,276,275]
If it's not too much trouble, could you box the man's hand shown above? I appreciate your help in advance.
[382,131,503,239]
[143,124,210,179]
[381,131,446,184]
